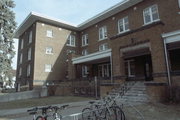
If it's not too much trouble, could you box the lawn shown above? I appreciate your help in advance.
[0,96,93,110]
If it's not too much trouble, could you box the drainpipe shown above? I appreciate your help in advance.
[163,38,172,99]
[110,54,113,83]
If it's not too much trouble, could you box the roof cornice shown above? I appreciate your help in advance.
[15,0,143,38]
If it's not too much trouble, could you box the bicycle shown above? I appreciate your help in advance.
[27,107,39,120]
[35,106,52,120]
[51,105,69,120]
[82,95,126,120]
[82,100,115,120]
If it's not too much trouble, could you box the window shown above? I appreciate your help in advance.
[98,64,111,77]
[143,5,159,25]
[99,26,107,40]
[125,60,135,77]
[27,64,31,77]
[118,16,129,33]
[179,0,180,8]
[28,48,31,60]
[82,34,88,46]
[20,39,24,49]
[46,47,53,54]
[99,43,108,51]
[46,30,53,37]
[82,49,88,56]
[19,67,22,77]
[45,64,52,72]
[66,49,76,55]
[82,66,89,77]
[67,35,75,47]
[28,31,32,43]
[19,53,23,64]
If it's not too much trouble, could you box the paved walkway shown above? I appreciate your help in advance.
[0,100,92,120]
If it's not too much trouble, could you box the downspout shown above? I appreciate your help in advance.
[163,38,172,99]
[110,54,113,83]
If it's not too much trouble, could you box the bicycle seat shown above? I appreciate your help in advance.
[89,101,95,104]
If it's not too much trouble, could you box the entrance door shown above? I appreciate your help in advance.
[98,63,111,77]
[144,62,152,81]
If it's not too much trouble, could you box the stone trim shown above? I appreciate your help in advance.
[110,21,164,40]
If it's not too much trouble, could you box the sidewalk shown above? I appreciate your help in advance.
[0,100,91,118]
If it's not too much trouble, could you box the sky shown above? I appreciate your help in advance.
[12,0,123,69]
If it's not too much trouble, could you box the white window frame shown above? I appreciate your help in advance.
[45,47,53,54]
[125,60,135,77]
[82,34,88,46]
[67,35,76,47]
[82,49,88,56]
[99,26,107,40]
[46,30,53,38]
[99,43,108,51]
[143,5,160,25]
[27,64,31,77]
[29,31,32,43]
[118,16,129,34]
[20,39,24,49]
[45,64,52,72]
[19,53,23,64]
[98,64,111,77]
[28,48,31,60]
[82,66,89,77]
[66,49,76,54]
[19,67,22,77]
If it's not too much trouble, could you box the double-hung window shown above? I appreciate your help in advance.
[27,64,31,77]
[28,48,31,60]
[29,31,32,43]
[45,64,52,72]
[99,26,107,40]
[82,34,88,46]
[82,66,89,77]
[46,47,53,54]
[118,16,129,33]
[20,39,24,49]
[99,43,108,51]
[46,30,53,37]
[82,49,88,56]
[67,35,76,47]
[19,53,23,64]
[143,5,159,25]
[19,67,22,77]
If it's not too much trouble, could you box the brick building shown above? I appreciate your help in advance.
[15,0,180,99]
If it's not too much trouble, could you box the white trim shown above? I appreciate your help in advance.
[143,4,160,25]
[120,42,150,53]
[72,49,112,64]
[162,30,180,43]
[99,26,108,40]
[118,16,129,34]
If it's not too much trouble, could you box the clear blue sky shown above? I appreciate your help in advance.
[12,0,123,69]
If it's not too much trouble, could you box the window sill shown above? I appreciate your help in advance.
[46,36,53,38]
[117,29,130,35]
[46,53,53,55]
[98,37,108,41]
[66,45,76,47]
[82,44,88,47]
[143,19,160,26]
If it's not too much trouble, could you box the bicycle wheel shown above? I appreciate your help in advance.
[82,108,95,120]
[36,116,45,120]
[112,106,126,120]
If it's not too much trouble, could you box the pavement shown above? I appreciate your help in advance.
[0,100,92,120]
